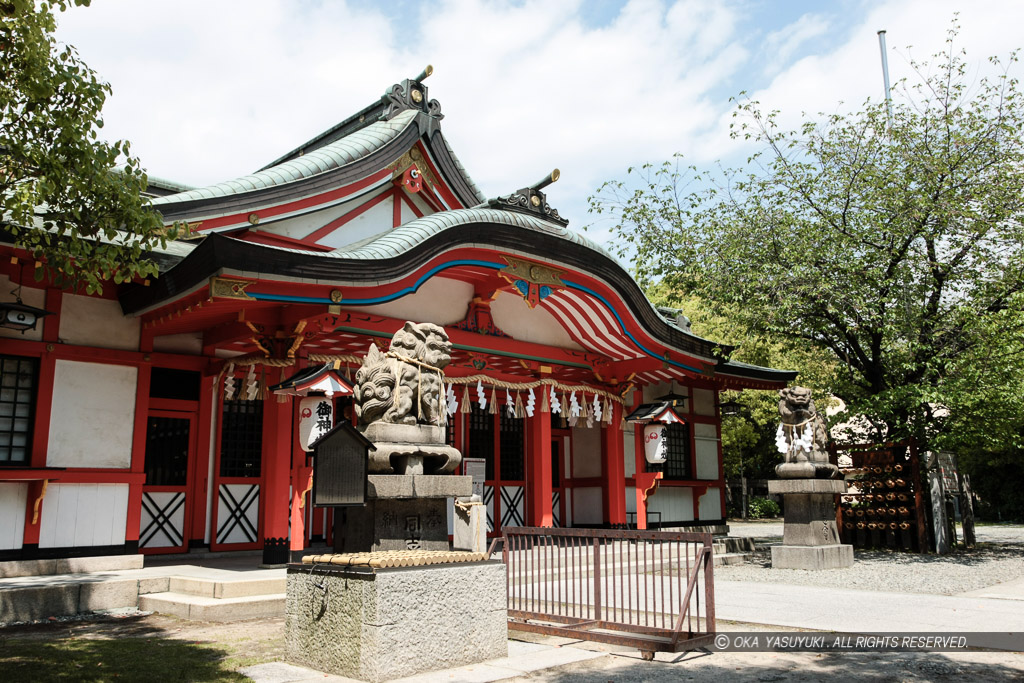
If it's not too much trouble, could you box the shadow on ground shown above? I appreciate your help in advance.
[0,614,269,682]
[521,649,1023,682]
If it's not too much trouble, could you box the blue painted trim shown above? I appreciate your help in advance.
[247,259,506,305]
[246,258,702,374]
[561,278,704,374]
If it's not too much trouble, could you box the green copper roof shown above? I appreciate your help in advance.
[151,110,418,206]
[332,208,614,261]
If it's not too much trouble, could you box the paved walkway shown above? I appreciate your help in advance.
[6,530,1023,682]
[714,579,1024,632]
[240,567,1024,682]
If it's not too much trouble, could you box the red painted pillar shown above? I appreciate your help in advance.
[526,410,553,527]
[632,390,648,529]
[187,374,214,547]
[289,462,312,559]
[634,429,648,530]
[126,363,152,552]
[601,402,627,528]
[261,393,292,565]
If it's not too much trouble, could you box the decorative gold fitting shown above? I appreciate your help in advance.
[415,64,434,82]
[248,213,260,225]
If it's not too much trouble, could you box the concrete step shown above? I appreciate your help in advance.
[1,578,143,623]
[713,536,756,553]
[166,575,285,599]
[138,591,285,622]
[0,554,144,579]
[713,552,753,566]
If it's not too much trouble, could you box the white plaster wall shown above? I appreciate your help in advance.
[153,332,203,354]
[59,293,139,351]
[319,200,394,249]
[694,423,720,480]
[572,486,603,525]
[693,388,716,417]
[625,488,637,514]
[249,196,364,242]
[570,425,601,478]
[490,291,582,350]
[39,483,129,548]
[0,274,45,342]
[400,198,420,225]
[407,192,435,219]
[47,360,136,468]
[623,425,636,478]
[698,487,723,521]
[0,482,28,550]
[559,435,571,479]
[358,276,473,327]
[641,381,692,404]
[648,487,694,523]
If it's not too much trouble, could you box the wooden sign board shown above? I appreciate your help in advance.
[309,422,374,508]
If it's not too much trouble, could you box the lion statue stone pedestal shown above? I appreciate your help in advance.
[767,387,853,570]
[333,322,471,555]
[288,322,506,681]
[355,321,462,475]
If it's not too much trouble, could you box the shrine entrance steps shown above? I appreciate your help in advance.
[0,554,286,624]
[138,574,285,621]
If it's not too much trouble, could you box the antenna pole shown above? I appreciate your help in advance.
[877,30,893,128]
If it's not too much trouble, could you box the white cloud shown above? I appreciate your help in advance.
[759,13,830,78]
[52,0,1024,236]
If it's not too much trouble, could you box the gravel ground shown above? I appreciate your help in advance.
[719,522,1024,595]
[728,521,1024,545]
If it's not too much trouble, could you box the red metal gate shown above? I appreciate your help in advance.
[501,527,716,659]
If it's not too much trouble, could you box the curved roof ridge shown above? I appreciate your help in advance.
[332,208,614,261]
[151,110,419,206]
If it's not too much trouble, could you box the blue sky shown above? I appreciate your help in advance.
[54,0,1023,248]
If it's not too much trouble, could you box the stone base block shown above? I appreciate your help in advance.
[775,462,839,479]
[453,501,488,553]
[768,479,846,495]
[367,474,471,499]
[286,562,507,682]
[771,544,854,570]
[334,498,450,553]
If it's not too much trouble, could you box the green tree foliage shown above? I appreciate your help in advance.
[1,0,177,294]
[591,26,1024,456]
[649,284,838,480]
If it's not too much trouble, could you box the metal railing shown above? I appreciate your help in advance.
[501,527,715,658]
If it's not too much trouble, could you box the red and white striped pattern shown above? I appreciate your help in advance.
[541,289,644,360]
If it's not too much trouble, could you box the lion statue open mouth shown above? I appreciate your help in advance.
[355,321,452,428]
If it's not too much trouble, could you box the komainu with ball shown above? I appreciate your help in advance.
[774,387,838,479]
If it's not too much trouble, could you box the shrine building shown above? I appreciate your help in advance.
[0,70,794,564]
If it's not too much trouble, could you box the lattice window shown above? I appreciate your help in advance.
[647,422,692,480]
[468,404,494,481]
[499,410,524,481]
[0,355,37,465]
[220,381,263,478]
[145,416,190,486]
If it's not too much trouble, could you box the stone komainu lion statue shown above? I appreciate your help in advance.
[776,386,832,467]
[354,322,452,427]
